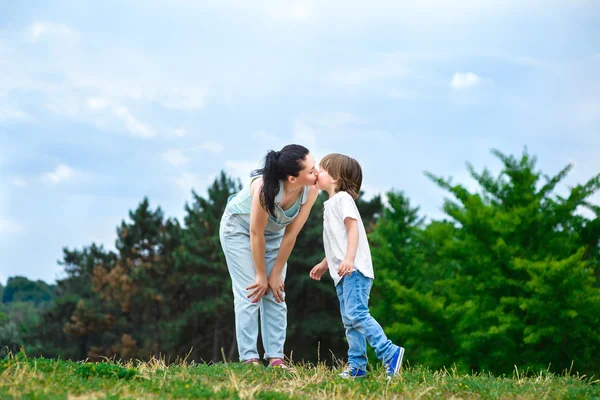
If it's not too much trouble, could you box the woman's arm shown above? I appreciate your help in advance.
[247,179,270,302]
[269,186,319,302]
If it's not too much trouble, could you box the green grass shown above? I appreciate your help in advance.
[0,351,598,399]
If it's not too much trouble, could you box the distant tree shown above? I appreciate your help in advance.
[2,277,54,306]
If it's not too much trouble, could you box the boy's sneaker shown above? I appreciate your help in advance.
[339,367,367,379]
[385,347,404,377]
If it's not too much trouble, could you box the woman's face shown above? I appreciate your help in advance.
[293,153,319,186]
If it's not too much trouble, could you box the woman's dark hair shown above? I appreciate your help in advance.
[256,144,309,217]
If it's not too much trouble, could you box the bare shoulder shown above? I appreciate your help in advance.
[249,177,263,197]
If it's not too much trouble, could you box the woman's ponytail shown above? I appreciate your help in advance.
[259,150,281,217]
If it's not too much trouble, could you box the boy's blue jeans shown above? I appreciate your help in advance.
[336,271,399,371]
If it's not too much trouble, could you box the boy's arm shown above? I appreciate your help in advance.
[309,257,328,281]
[338,217,358,277]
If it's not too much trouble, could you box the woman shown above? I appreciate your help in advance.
[219,144,319,368]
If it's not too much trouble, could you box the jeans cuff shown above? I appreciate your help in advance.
[264,352,285,360]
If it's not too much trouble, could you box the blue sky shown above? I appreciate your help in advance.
[1,0,599,285]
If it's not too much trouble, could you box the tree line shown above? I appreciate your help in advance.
[2,149,599,376]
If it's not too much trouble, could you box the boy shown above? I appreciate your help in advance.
[310,153,404,378]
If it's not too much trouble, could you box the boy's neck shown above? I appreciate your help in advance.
[325,187,338,198]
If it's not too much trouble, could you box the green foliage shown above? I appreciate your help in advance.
[75,362,137,380]
[0,321,20,358]
[1,276,54,305]
[372,149,600,376]
[30,244,118,360]
[168,171,241,361]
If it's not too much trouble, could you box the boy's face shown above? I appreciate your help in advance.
[316,166,337,191]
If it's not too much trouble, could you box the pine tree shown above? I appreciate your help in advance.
[371,149,600,375]
[92,198,181,359]
[169,171,241,362]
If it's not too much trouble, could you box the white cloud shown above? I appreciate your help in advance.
[113,106,156,138]
[330,56,411,86]
[26,21,76,42]
[292,4,311,18]
[173,171,217,193]
[166,0,557,26]
[12,179,27,187]
[0,107,28,122]
[87,97,108,111]
[290,112,369,149]
[450,72,482,89]
[311,112,363,128]
[268,3,314,21]
[163,149,191,167]
[44,99,80,117]
[198,140,224,153]
[253,130,280,142]
[73,78,209,111]
[174,172,200,191]
[225,160,260,183]
[87,97,156,138]
[44,164,74,184]
[292,120,317,150]
[171,128,187,137]
[386,89,419,100]
[158,88,208,110]
[0,218,24,235]
[361,183,389,207]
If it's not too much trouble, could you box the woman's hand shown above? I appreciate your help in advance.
[247,274,269,303]
[268,274,286,303]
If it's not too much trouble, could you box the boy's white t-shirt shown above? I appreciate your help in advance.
[323,191,374,286]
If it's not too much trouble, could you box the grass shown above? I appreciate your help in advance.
[0,351,598,399]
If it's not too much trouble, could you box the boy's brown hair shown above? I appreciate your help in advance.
[320,153,362,199]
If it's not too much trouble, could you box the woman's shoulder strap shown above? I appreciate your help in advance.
[300,186,311,205]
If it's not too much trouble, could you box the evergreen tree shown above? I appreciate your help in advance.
[31,244,117,360]
[92,198,181,359]
[371,149,600,375]
[170,171,241,362]
[2,277,54,305]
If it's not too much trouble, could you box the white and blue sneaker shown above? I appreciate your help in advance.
[339,367,367,379]
[385,347,404,378]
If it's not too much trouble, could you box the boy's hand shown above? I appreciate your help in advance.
[337,259,354,277]
[309,261,328,281]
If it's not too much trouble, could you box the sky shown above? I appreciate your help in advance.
[0,0,599,285]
